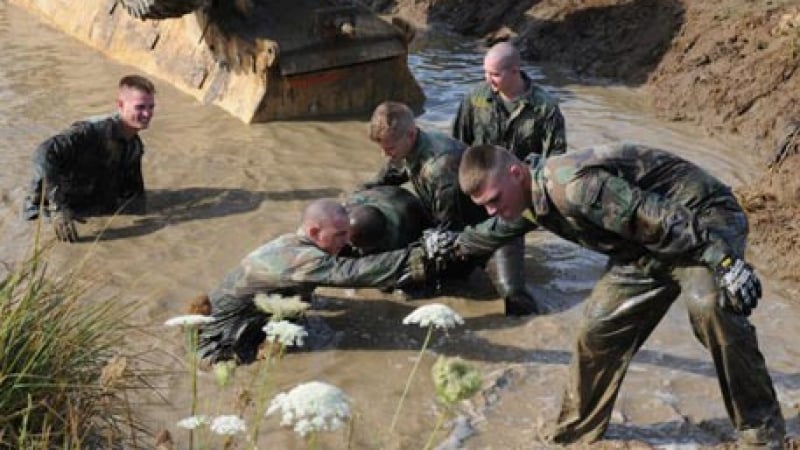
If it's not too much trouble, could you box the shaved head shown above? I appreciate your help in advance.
[302,199,347,227]
[301,199,351,255]
[485,41,520,70]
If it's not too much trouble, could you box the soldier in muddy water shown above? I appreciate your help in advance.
[361,100,541,316]
[450,143,785,449]
[451,40,569,317]
[196,198,447,365]
[22,75,156,243]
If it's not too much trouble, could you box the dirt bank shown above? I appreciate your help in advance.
[369,0,800,282]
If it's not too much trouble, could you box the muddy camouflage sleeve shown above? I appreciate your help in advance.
[451,94,475,146]
[456,216,537,257]
[541,103,567,158]
[29,122,98,210]
[362,163,410,188]
[241,243,410,291]
[564,169,725,264]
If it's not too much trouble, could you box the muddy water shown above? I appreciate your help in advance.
[1,4,797,449]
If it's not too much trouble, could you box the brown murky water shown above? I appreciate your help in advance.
[1,3,797,449]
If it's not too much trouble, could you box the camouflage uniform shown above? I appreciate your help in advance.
[23,113,146,219]
[451,71,567,160]
[452,72,567,310]
[198,232,410,364]
[459,143,785,447]
[366,128,487,230]
[345,185,432,253]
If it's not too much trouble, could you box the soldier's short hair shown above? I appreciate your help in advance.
[348,204,387,254]
[369,101,415,143]
[459,144,519,196]
[119,75,156,95]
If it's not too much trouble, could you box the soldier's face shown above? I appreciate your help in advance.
[117,87,155,135]
[470,166,528,220]
[312,213,351,255]
[483,56,515,96]
[378,128,415,162]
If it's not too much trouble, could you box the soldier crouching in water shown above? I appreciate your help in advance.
[22,75,155,242]
[197,198,443,365]
[452,143,785,448]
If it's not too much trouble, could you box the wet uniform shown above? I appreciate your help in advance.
[23,113,145,219]
[452,71,568,309]
[345,185,432,253]
[198,232,410,364]
[451,71,567,160]
[365,129,487,230]
[458,143,785,447]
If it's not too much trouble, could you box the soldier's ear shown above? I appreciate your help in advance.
[508,164,524,181]
[308,225,321,243]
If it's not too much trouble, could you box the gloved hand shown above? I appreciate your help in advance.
[52,208,79,243]
[397,245,429,289]
[714,256,761,316]
[422,229,461,265]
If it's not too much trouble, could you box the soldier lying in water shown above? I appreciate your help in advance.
[196,197,454,365]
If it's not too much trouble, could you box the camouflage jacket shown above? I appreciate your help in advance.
[345,185,432,253]
[23,113,145,219]
[368,129,487,230]
[210,231,409,303]
[452,71,567,160]
[459,143,740,268]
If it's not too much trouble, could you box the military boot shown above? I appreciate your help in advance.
[492,237,539,316]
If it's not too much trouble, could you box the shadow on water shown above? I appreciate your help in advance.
[306,294,800,392]
[86,187,342,241]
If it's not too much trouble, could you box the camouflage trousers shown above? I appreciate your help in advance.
[551,200,785,447]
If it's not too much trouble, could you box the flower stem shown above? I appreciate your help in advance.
[250,340,276,448]
[188,328,199,449]
[422,410,447,450]
[390,324,434,432]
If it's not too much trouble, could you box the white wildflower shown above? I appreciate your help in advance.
[402,303,463,330]
[253,293,309,320]
[209,415,246,435]
[266,381,351,437]
[263,320,308,348]
[164,314,214,327]
[177,415,209,430]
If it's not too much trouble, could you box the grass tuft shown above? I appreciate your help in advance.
[0,247,158,449]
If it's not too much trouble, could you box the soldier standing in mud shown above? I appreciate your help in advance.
[453,143,785,449]
[22,75,155,242]
[361,101,539,315]
[197,198,438,365]
[451,41,568,314]
[345,185,432,255]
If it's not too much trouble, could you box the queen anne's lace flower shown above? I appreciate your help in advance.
[431,356,482,404]
[209,415,246,435]
[266,381,351,437]
[176,415,209,430]
[402,304,464,330]
[263,320,308,347]
[254,293,309,319]
[164,315,214,327]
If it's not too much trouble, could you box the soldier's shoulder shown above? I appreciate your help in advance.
[526,84,561,110]
[464,82,493,108]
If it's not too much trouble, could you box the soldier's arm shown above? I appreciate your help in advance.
[541,103,567,157]
[429,155,468,230]
[451,94,475,145]
[566,170,720,263]
[31,122,97,210]
[361,163,409,189]
[286,248,409,288]
[456,215,537,257]
[117,145,146,214]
